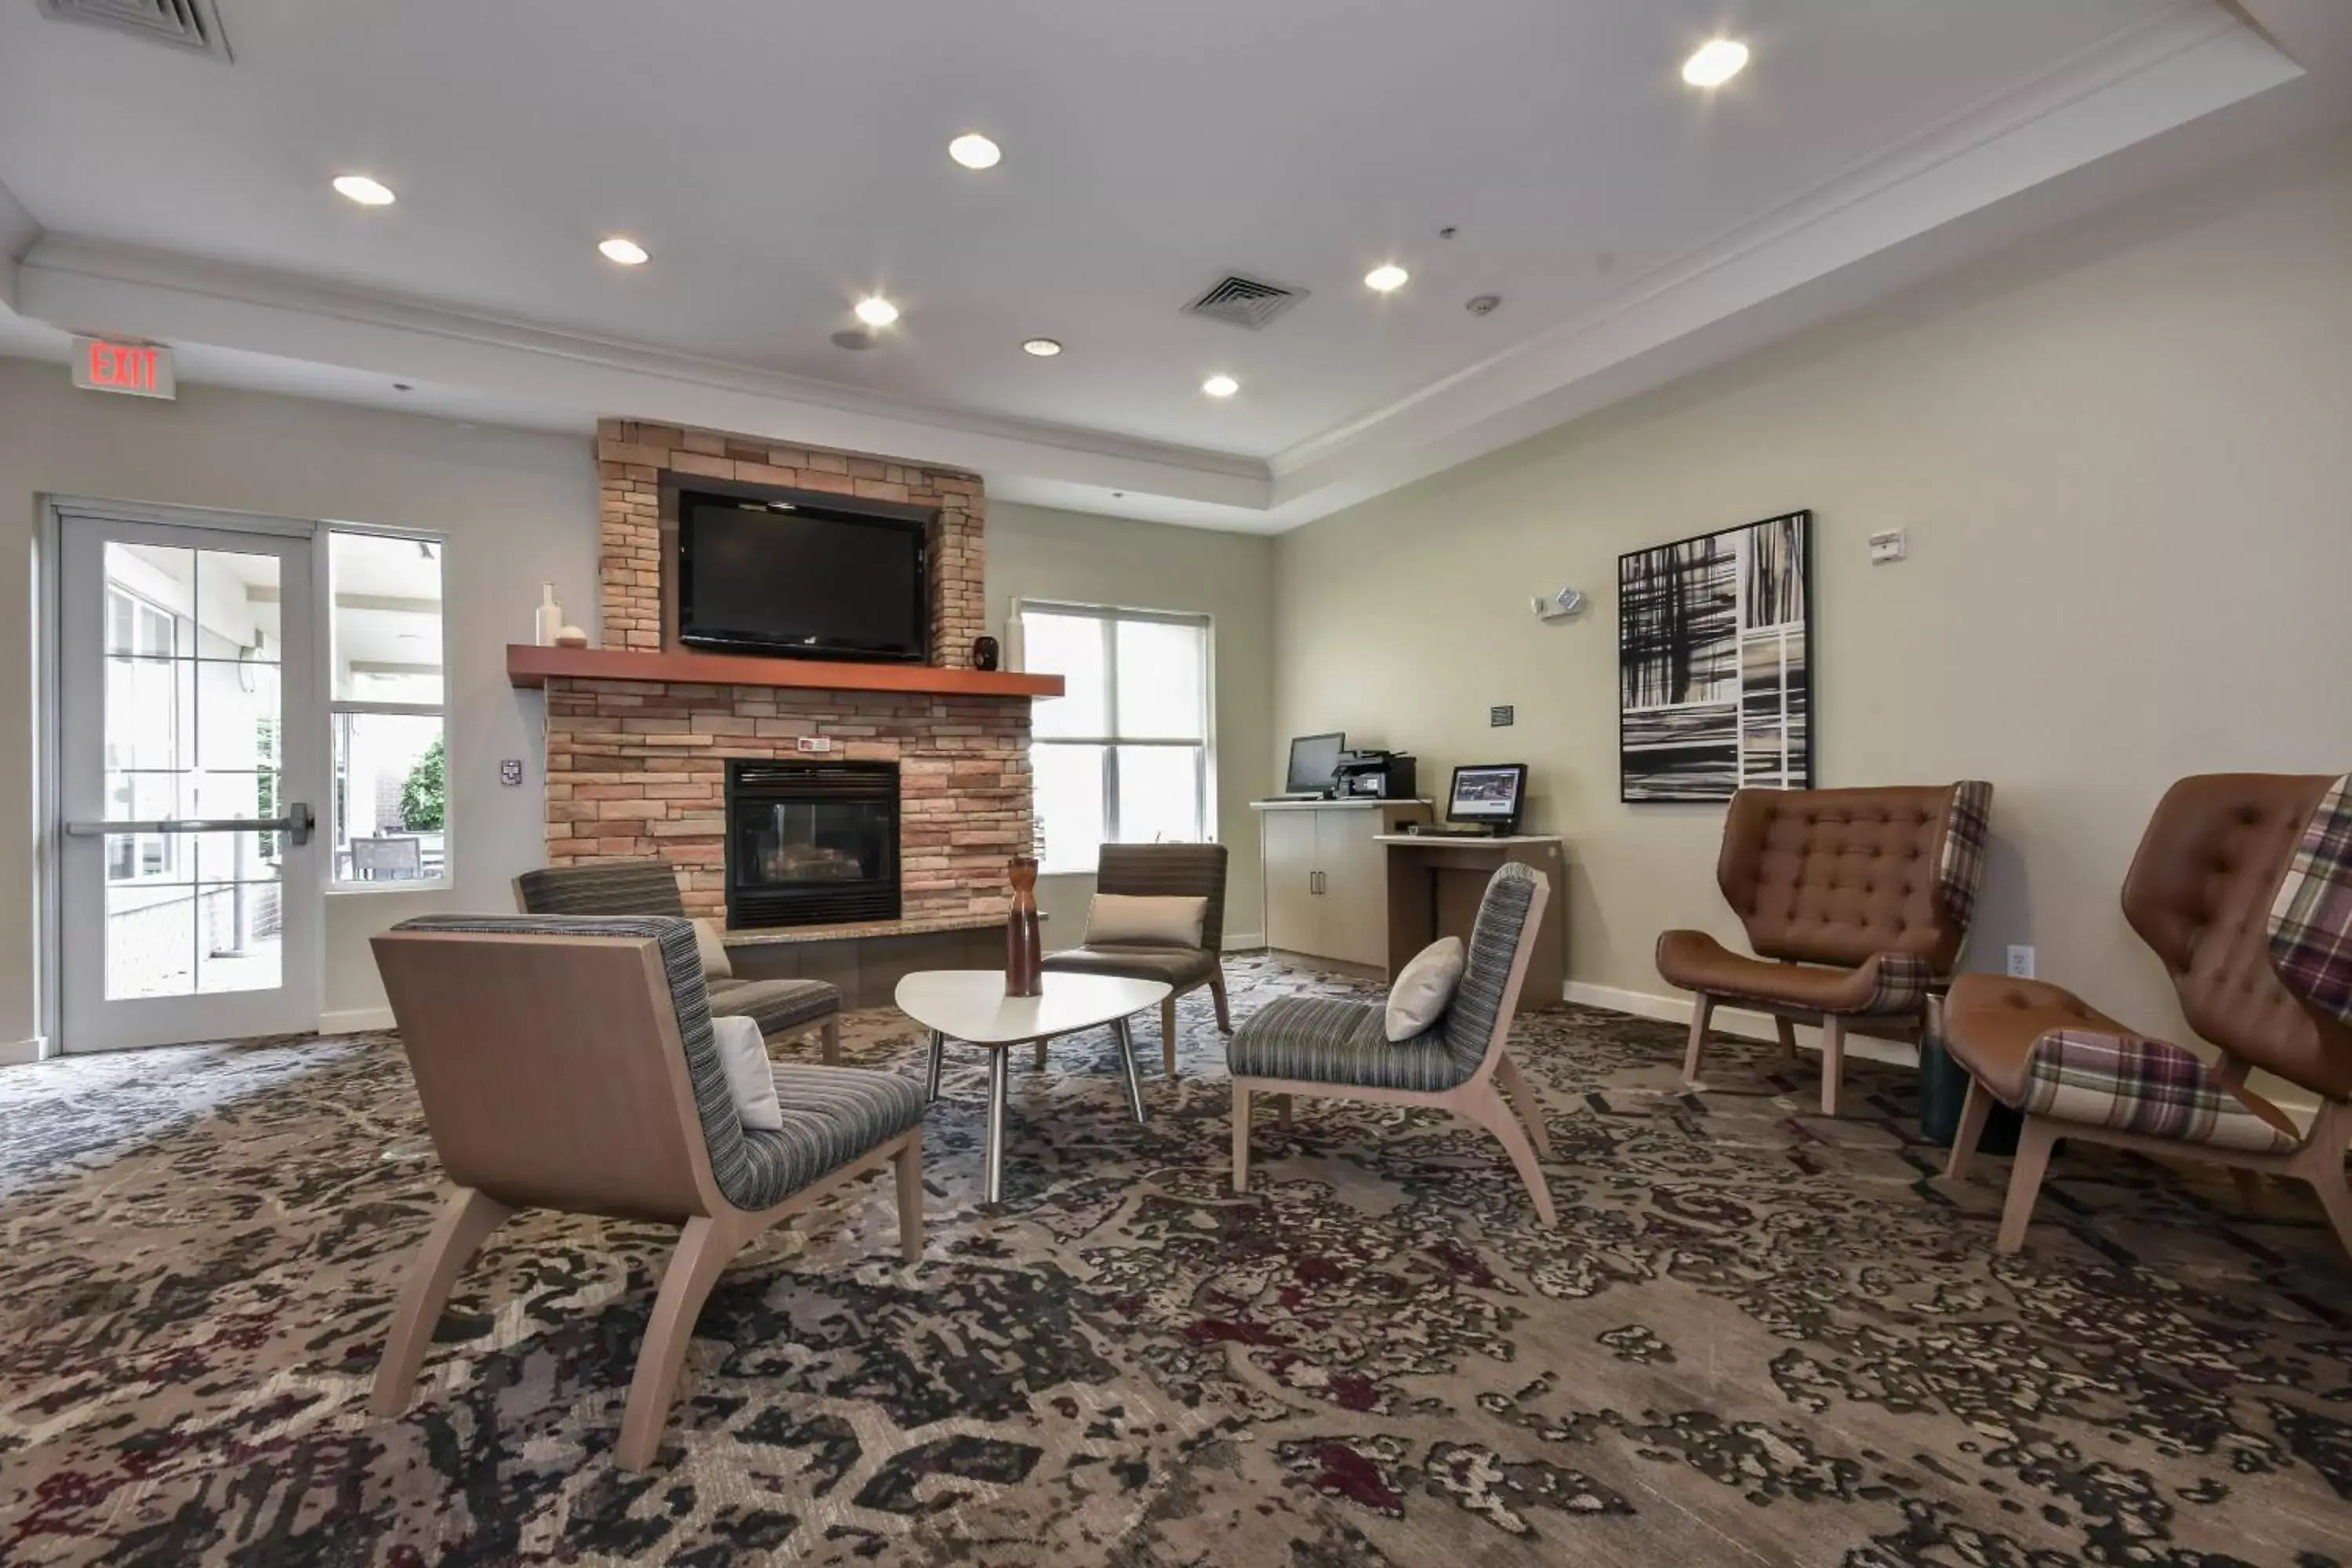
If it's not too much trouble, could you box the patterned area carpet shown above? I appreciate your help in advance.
[3,956,2350,1566]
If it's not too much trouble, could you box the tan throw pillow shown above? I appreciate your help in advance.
[1085,893,1208,949]
[1385,936,1465,1042]
[692,918,734,981]
[712,1014,782,1131]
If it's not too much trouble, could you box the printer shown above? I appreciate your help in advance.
[1331,750,1416,801]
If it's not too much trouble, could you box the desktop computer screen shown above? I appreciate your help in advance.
[1285,732,1346,795]
[1449,764,1526,828]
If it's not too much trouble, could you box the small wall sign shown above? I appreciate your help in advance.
[499,760,524,786]
[1490,705,1515,728]
[71,336,176,400]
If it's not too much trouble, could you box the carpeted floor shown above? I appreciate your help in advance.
[3,956,2350,1566]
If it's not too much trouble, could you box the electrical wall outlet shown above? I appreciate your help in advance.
[2005,945,2035,979]
[1868,528,1908,564]
[796,735,835,753]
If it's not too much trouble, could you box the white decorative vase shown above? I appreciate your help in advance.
[534,584,564,647]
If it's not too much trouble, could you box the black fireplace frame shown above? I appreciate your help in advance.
[723,760,902,928]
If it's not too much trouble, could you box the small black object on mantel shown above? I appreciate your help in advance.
[973,635,1000,672]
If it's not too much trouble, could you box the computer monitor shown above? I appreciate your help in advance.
[1449,764,1527,833]
[1285,731,1346,796]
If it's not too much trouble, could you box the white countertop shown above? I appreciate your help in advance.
[1250,797,1430,810]
[1376,833,1563,847]
[894,969,1171,1044]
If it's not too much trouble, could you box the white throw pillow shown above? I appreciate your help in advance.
[1085,893,1208,949]
[1385,936,1465,1043]
[692,918,734,980]
[712,1014,783,1131]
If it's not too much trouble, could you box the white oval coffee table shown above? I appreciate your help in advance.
[895,969,1172,1205]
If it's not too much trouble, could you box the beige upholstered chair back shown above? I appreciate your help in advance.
[1094,843,1229,951]
[372,927,714,1222]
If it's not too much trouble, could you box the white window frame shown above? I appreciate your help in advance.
[324,524,453,893]
[1011,597,1217,874]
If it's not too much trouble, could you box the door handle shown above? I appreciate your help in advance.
[67,802,316,847]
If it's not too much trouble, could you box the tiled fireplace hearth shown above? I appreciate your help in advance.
[521,419,1059,933]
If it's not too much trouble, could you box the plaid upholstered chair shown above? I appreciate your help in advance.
[1227,862,1556,1222]
[1940,774,2352,1261]
[1657,782,1993,1116]
[1041,843,1231,1079]
[515,860,843,1062]
[368,915,926,1470]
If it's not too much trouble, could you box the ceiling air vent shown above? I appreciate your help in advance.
[1181,274,1308,332]
[36,0,231,61]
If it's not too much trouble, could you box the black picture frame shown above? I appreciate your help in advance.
[1617,510,1813,804]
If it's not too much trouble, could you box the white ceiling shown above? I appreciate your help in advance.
[1,0,2344,529]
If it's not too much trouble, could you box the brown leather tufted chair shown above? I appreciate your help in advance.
[1657,782,1993,1115]
[1940,774,2352,1261]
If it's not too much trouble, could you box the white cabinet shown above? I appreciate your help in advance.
[1255,800,1430,968]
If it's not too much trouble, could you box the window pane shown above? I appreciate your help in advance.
[193,552,281,662]
[1023,612,1106,739]
[104,655,191,772]
[195,660,279,770]
[1116,746,1203,846]
[1114,619,1205,741]
[103,545,192,655]
[194,884,281,994]
[336,713,445,884]
[1032,742,1105,873]
[332,532,445,703]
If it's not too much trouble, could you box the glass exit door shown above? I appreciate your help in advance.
[55,510,324,1051]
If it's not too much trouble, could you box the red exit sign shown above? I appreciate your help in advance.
[71,336,176,400]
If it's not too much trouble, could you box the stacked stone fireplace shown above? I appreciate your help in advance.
[539,419,1032,928]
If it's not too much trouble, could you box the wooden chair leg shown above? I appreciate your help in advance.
[1033,1039,1049,1071]
[1818,1014,1848,1117]
[1210,971,1232,1033]
[2304,1152,2352,1264]
[1232,1083,1253,1192]
[1994,1119,2058,1254]
[2230,1167,2265,1216]
[371,1185,514,1417]
[1276,1093,1292,1131]
[616,1214,750,1472]
[1945,1076,1993,1183]
[1493,1049,1552,1160]
[1774,1015,1799,1066]
[819,1015,841,1066]
[1681,994,1716,1084]
[895,1132,924,1264]
[1464,1087,1557,1226]
[1161,993,1180,1080]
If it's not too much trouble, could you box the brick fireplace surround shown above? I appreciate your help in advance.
[538,419,1033,927]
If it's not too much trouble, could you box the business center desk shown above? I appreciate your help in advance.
[1375,833,1566,1010]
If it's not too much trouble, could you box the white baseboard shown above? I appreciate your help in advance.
[1562,981,1920,1069]
[318,1007,397,1036]
[1222,932,1263,953]
[0,1036,50,1066]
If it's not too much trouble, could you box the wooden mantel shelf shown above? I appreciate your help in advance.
[506,644,1065,699]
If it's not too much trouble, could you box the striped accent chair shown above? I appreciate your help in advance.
[1657,781,1994,1116]
[514,860,843,1062]
[1227,862,1557,1223]
[1042,843,1232,1079]
[1940,774,2352,1261]
[368,913,926,1471]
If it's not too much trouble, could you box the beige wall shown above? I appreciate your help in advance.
[0,363,599,1043]
[985,501,1276,949]
[1272,131,2352,1055]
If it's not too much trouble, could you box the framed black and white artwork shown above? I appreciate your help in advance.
[1618,510,1812,803]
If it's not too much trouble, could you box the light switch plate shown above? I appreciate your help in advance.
[1868,529,1908,564]
[797,735,835,753]
[2005,944,2035,979]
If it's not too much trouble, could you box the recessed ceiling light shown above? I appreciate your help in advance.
[1365,263,1410,293]
[598,237,649,266]
[949,132,1002,170]
[1022,337,1063,358]
[1682,38,1750,88]
[1202,374,1240,398]
[855,295,901,328]
[332,174,396,206]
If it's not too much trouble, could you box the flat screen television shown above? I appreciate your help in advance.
[677,496,928,662]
